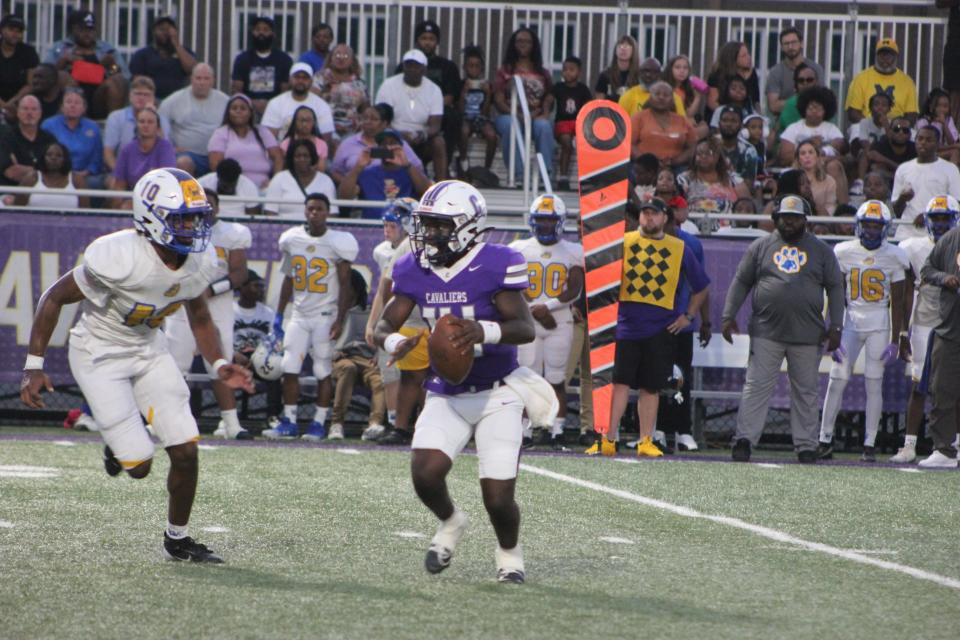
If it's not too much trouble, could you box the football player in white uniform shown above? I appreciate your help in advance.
[508,194,584,449]
[818,200,909,461]
[164,191,253,439]
[890,195,959,462]
[374,180,537,583]
[365,198,432,445]
[20,168,254,562]
[264,193,359,440]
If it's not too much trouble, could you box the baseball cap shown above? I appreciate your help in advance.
[414,20,441,42]
[401,49,428,66]
[638,198,667,214]
[375,129,403,144]
[68,9,95,30]
[251,15,274,29]
[775,194,811,216]
[290,62,313,78]
[153,16,176,29]
[876,38,899,54]
[0,14,26,30]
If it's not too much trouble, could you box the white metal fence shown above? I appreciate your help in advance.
[5,0,948,119]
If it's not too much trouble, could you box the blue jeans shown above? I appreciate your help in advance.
[494,114,555,180]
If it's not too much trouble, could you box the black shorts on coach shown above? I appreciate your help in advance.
[612,330,676,391]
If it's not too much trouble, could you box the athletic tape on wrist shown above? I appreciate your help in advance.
[24,354,44,370]
[478,321,502,344]
[384,332,406,355]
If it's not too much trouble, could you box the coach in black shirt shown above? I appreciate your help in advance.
[0,95,57,185]
[0,15,39,110]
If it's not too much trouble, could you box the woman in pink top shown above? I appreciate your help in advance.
[280,106,329,172]
[313,44,368,138]
[208,94,283,189]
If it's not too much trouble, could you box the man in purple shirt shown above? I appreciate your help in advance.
[375,180,535,584]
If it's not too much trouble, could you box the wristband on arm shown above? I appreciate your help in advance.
[209,277,232,296]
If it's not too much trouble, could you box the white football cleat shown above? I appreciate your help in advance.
[917,451,958,469]
[328,423,345,440]
[361,423,386,441]
[888,445,916,464]
[653,429,667,448]
[495,544,526,584]
[213,420,227,438]
[424,509,468,574]
[74,413,100,432]
[676,433,699,451]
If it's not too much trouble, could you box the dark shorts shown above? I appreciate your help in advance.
[466,115,490,136]
[612,330,677,391]
[944,41,960,90]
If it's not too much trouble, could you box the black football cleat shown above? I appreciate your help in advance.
[860,446,876,463]
[497,568,525,584]
[424,544,453,574]
[162,534,224,563]
[521,436,535,450]
[731,438,751,462]
[103,446,122,477]
[578,431,597,447]
[816,442,834,460]
[378,428,413,446]
[797,449,817,464]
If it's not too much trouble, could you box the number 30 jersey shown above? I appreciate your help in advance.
[278,225,359,318]
[71,229,223,355]
[833,239,909,332]
[507,236,583,322]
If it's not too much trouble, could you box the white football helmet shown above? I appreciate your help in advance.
[924,195,960,241]
[854,200,892,250]
[133,167,212,254]
[527,194,566,245]
[382,197,417,235]
[250,334,283,381]
[411,180,487,268]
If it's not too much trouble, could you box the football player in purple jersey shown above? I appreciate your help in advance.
[374,180,536,584]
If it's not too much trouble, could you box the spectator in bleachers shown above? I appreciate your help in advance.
[630,80,696,171]
[377,49,447,180]
[552,56,593,190]
[279,105,329,171]
[158,63,229,177]
[743,113,768,176]
[706,42,760,123]
[493,28,554,183]
[299,23,334,74]
[862,170,891,206]
[111,107,176,208]
[129,16,196,100]
[0,95,57,186]
[859,115,916,180]
[337,127,431,218]
[655,166,695,233]
[619,57,686,117]
[23,64,62,123]
[401,20,462,175]
[678,137,750,215]
[44,9,128,119]
[892,125,960,239]
[198,158,260,217]
[595,35,640,102]
[845,38,918,125]
[766,27,825,118]
[232,268,282,420]
[850,92,893,162]
[208,94,283,190]
[716,106,758,187]
[775,63,820,133]
[312,44,368,139]
[230,16,293,116]
[630,152,660,201]
[457,45,497,175]
[778,86,849,202]
[103,76,171,175]
[329,103,423,184]
[264,139,338,218]
[41,88,104,189]
[0,14,38,112]
[663,54,708,138]
[14,141,87,209]
[708,75,757,129]
[331,269,387,440]
[262,62,335,144]
[917,87,960,164]
[793,140,837,217]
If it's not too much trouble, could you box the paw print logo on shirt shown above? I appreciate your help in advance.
[774,246,808,274]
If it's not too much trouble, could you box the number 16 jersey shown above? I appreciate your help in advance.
[278,225,359,319]
[833,239,909,333]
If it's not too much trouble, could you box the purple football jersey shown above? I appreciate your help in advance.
[392,242,529,394]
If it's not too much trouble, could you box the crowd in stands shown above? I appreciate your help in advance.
[2,8,960,226]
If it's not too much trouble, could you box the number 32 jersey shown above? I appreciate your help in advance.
[508,236,583,322]
[278,226,359,318]
[833,239,909,332]
[71,229,223,355]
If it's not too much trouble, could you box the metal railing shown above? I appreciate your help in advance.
[507,74,533,200]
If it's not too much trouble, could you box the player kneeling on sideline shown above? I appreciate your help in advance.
[375,180,548,584]
[164,191,254,440]
[817,200,909,462]
[20,168,254,562]
[264,193,359,440]
[891,196,959,463]
[509,194,584,449]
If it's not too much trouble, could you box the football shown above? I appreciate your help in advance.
[428,314,475,385]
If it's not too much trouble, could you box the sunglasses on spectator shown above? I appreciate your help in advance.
[891,125,909,132]
[796,76,816,84]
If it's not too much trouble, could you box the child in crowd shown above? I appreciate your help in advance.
[743,113,767,178]
[654,166,694,233]
[457,45,498,175]
[917,88,960,164]
[631,153,660,201]
[551,55,593,190]
[709,75,756,129]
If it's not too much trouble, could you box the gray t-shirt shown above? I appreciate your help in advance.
[922,225,960,342]
[722,230,845,345]
[158,87,230,155]
[766,58,826,104]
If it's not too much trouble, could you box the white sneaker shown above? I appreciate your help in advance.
[888,445,916,464]
[328,423,344,440]
[917,450,958,469]
[676,433,699,451]
[424,509,468,574]
[653,429,667,448]
[74,413,99,432]
[361,423,386,441]
[213,420,227,438]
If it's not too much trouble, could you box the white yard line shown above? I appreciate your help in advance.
[520,463,960,591]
